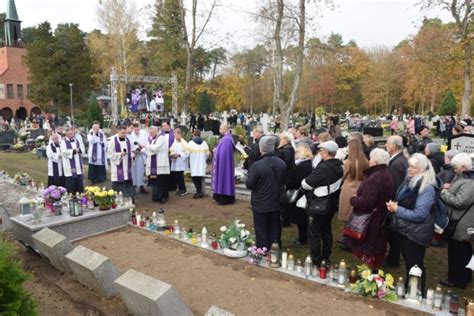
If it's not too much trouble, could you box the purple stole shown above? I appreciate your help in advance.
[114,136,132,182]
[91,132,105,164]
[64,138,82,177]
[149,136,158,175]
[50,143,60,182]
[160,129,174,147]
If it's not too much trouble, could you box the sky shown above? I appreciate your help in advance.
[13,0,453,51]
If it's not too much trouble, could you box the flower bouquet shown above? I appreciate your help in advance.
[92,187,116,210]
[42,185,67,213]
[350,265,397,301]
[218,219,253,258]
[13,172,31,186]
[248,245,267,265]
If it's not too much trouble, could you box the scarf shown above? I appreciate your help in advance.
[91,131,105,164]
[148,136,158,175]
[50,142,60,182]
[64,138,82,177]
[114,136,132,182]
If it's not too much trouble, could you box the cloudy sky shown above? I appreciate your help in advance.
[14,0,452,51]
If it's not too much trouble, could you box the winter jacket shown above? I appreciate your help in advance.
[348,164,393,256]
[275,143,295,183]
[388,151,408,200]
[393,179,435,247]
[302,158,343,213]
[428,152,444,174]
[246,153,286,213]
[437,164,456,184]
[440,170,474,242]
[244,136,262,170]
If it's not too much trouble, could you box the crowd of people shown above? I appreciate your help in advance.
[46,120,238,206]
[244,121,473,297]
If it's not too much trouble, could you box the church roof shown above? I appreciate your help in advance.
[6,0,20,21]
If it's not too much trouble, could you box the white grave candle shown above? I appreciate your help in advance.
[281,252,288,269]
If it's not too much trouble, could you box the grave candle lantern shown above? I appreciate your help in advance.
[407,265,422,304]
[201,227,209,248]
[281,251,288,269]
[156,208,166,231]
[287,255,295,270]
[349,270,358,284]
[450,294,459,315]
[337,259,347,287]
[396,277,405,299]
[304,256,312,278]
[433,285,443,310]
[69,195,83,217]
[269,243,281,268]
[319,260,327,279]
[173,220,181,236]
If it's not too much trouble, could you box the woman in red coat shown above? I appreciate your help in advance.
[348,148,393,268]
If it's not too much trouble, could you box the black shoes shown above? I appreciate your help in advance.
[192,193,203,199]
[139,186,148,194]
[440,279,466,289]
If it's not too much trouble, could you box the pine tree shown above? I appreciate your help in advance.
[197,90,213,114]
[147,0,187,76]
[87,93,104,129]
[438,90,457,115]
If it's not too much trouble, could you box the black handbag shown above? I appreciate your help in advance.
[306,195,330,216]
[444,208,469,239]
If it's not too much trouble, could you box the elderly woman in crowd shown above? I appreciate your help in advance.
[286,143,313,246]
[437,149,459,184]
[347,148,392,268]
[440,153,474,289]
[387,153,436,295]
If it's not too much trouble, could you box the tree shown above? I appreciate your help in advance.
[180,0,218,113]
[148,0,187,76]
[439,90,457,115]
[25,23,92,114]
[0,233,37,315]
[197,89,213,114]
[87,94,104,128]
[423,0,473,116]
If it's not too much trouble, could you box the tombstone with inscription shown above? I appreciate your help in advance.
[449,133,474,154]
[222,111,229,127]
[180,112,187,126]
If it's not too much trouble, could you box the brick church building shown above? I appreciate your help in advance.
[0,0,38,121]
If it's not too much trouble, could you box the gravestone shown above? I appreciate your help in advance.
[363,127,383,137]
[222,111,229,127]
[0,130,15,150]
[0,204,11,230]
[261,114,270,134]
[205,306,235,316]
[65,245,120,297]
[32,228,73,273]
[29,128,46,140]
[114,269,193,316]
[204,120,220,136]
[180,112,187,126]
[449,133,474,153]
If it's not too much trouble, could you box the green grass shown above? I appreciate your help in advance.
[0,151,472,299]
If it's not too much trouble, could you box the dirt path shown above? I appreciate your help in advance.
[77,227,424,316]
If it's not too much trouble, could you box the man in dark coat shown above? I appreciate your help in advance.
[414,125,433,153]
[244,124,264,170]
[301,141,343,265]
[246,136,286,249]
[437,149,458,184]
[425,142,444,174]
[384,135,408,267]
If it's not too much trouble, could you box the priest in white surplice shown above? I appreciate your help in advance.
[138,126,170,203]
[87,122,108,184]
[107,125,136,198]
[60,128,85,194]
[129,122,148,194]
[46,133,65,187]
[186,129,209,198]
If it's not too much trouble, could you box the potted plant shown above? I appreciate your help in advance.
[94,188,116,211]
[218,219,253,258]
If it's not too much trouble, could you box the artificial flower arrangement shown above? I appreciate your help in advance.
[12,142,25,151]
[350,265,397,301]
[85,186,116,210]
[42,185,67,203]
[218,219,253,252]
[248,245,267,265]
[13,172,31,186]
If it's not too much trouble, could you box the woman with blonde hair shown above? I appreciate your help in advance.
[338,139,370,249]
[286,143,314,245]
[387,153,436,295]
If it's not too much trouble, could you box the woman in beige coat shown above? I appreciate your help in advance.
[338,139,369,249]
